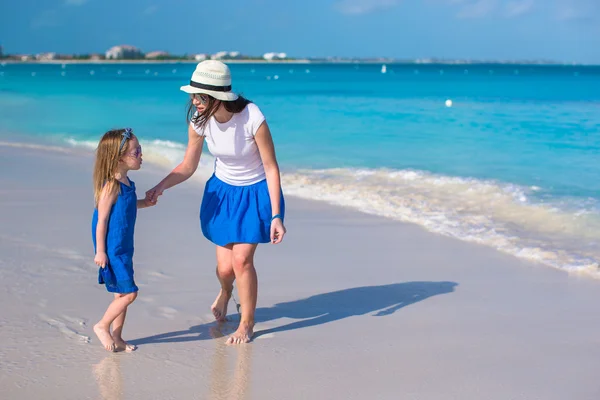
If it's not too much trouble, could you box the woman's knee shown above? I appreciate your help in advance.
[216,262,235,279]
[216,245,234,278]
[232,252,255,273]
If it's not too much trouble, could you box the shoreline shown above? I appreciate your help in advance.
[0,135,598,280]
[2,59,598,67]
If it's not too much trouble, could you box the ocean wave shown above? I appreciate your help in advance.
[281,168,600,277]
[11,137,598,278]
[65,137,216,176]
[0,140,80,153]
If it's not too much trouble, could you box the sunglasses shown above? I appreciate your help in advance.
[128,145,142,159]
[190,93,210,105]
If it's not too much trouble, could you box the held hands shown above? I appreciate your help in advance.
[141,197,157,208]
[270,217,286,244]
[145,184,164,206]
[94,251,108,268]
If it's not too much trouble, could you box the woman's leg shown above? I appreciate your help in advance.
[212,244,236,321]
[111,293,138,352]
[94,291,138,352]
[227,243,258,345]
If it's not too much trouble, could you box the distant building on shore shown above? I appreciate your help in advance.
[36,52,57,61]
[194,54,208,61]
[105,45,144,60]
[263,52,287,61]
[211,51,243,60]
[211,51,229,60]
[145,51,170,59]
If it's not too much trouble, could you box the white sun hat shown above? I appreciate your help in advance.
[180,60,239,101]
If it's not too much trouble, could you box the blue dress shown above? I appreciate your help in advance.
[92,179,138,294]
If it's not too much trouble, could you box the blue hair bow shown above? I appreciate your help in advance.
[119,128,133,152]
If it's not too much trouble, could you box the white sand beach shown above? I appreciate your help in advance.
[1,143,599,400]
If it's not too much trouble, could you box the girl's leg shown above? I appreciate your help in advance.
[212,244,236,322]
[227,243,258,345]
[111,293,138,352]
[94,292,138,352]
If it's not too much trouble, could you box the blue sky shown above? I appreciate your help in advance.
[1,0,599,63]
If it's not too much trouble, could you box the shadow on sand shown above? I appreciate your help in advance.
[130,281,458,346]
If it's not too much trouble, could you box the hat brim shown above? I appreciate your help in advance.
[180,85,239,101]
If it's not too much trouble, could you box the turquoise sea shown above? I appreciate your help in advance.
[1,61,599,275]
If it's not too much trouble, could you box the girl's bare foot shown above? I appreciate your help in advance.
[113,337,137,352]
[94,323,116,352]
[226,322,254,345]
[211,289,231,322]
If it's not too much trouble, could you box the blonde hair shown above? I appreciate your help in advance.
[93,129,134,206]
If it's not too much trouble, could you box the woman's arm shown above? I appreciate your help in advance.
[94,184,118,267]
[255,121,286,244]
[146,125,204,203]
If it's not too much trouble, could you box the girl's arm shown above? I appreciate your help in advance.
[255,121,286,244]
[146,125,204,203]
[137,198,155,209]
[94,184,118,267]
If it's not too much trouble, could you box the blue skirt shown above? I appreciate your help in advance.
[200,175,285,246]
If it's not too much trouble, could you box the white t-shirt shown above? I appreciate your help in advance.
[191,103,266,186]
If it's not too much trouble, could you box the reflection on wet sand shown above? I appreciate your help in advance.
[208,325,253,400]
[92,355,123,400]
[91,324,253,400]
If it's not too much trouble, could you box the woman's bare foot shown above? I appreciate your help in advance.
[226,321,254,345]
[113,337,137,352]
[211,289,231,322]
[94,323,116,352]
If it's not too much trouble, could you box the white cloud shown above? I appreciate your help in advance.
[438,0,536,18]
[554,0,599,22]
[143,5,159,15]
[555,7,579,21]
[333,0,401,15]
[455,0,497,18]
[65,0,89,5]
[504,0,534,17]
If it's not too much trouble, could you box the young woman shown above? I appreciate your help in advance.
[146,60,286,344]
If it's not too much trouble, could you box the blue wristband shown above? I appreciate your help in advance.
[271,214,282,222]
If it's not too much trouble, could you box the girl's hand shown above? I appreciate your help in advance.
[270,218,286,244]
[145,184,164,204]
[94,252,108,268]
[143,197,157,208]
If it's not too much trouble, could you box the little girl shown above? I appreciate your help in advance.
[92,128,153,352]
